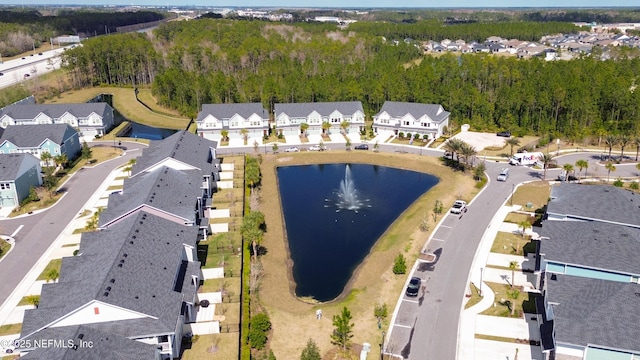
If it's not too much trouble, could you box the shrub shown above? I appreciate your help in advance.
[393,254,407,274]
[630,181,639,190]
[398,132,404,139]
[613,178,624,187]
[248,312,271,350]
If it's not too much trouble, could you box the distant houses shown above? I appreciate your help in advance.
[196,101,450,143]
[534,184,640,360]
[273,101,365,137]
[0,124,81,166]
[0,103,116,139]
[372,101,450,141]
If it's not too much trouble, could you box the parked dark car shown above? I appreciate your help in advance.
[23,73,30,78]
[497,131,511,137]
[406,277,421,297]
[354,144,369,150]
[0,72,4,76]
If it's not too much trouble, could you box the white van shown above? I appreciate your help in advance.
[509,152,543,166]
[497,168,509,181]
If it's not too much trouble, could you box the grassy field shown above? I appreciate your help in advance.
[44,87,190,130]
[256,150,478,359]
[490,232,534,256]
[0,323,22,336]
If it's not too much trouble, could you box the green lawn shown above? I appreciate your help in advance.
[0,238,11,259]
[480,282,538,318]
[464,282,482,309]
[0,323,22,336]
[37,259,62,281]
[490,232,530,255]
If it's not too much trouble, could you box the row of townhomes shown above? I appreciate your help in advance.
[17,131,220,359]
[0,102,116,139]
[0,123,84,207]
[195,101,450,142]
[533,184,640,360]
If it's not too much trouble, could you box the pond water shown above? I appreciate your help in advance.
[87,93,177,140]
[122,121,177,140]
[277,163,438,302]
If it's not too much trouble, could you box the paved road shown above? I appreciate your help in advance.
[0,142,145,306]
[385,159,540,360]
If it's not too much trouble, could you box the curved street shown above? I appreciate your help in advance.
[0,141,146,307]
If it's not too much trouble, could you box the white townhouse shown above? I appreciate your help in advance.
[0,103,115,138]
[195,103,269,141]
[372,101,450,140]
[274,101,365,136]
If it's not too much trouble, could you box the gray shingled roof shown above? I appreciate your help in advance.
[274,101,364,118]
[18,325,157,360]
[548,184,640,227]
[0,153,38,181]
[131,131,217,177]
[21,212,199,338]
[374,101,450,123]
[538,221,640,275]
[0,124,77,147]
[546,273,640,352]
[196,103,268,122]
[0,103,110,121]
[98,166,203,227]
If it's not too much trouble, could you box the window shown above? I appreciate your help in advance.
[0,183,11,190]
[421,122,430,127]
[403,121,410,126]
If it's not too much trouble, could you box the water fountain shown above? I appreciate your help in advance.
[326,165,370,212]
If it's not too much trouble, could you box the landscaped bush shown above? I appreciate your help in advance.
[248,312,271,350]
[613,178,624,187]
[630,181,639,190]
[398,132,404,139]
[393,254,407,274]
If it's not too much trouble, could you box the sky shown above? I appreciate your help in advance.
[0,0,637,8]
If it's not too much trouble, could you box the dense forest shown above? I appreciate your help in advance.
[58,17,640,140]
[0,9,165,56]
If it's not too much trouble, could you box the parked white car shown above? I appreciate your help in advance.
[284,147,300,153]
[450,200,467,214]
[497,168,510,182]
[308,144,326,151]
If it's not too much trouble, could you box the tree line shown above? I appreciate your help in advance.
[59,18,640,140]
[0,9,165,57]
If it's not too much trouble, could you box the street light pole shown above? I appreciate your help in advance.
[479,267,484,297]
[380,330,386,360]
[510,183,514,206]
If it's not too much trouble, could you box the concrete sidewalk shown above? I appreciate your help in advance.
[459,198,545,360]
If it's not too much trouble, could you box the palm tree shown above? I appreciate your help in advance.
[443,138,464,164]
[604,134,618,161]
[300,123,309,137]
[575,159,588,180]
[220,129,229,142]
[345,138,351,150]
[322,121,331,135]
[240,128,249,144]
[40,151,53,168]
[340,120,350,134]
[541,154,554,180]
[605,162,616,183]
[505,137,520,156]
[562,163,574,181]
[25,295,40,308]
[54,154,68,169]
[459,142,477,166]
[619,135,630,161]
[508,261,519,289]
[633,136,640,161]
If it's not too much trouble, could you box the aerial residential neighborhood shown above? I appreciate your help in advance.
[1,5,640,360]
